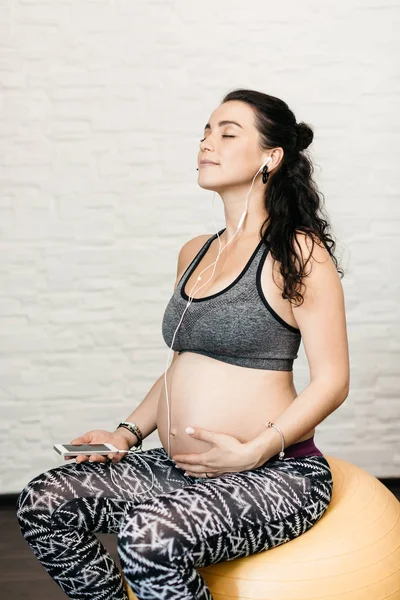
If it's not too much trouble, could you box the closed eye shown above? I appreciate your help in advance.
[199,135,236,142]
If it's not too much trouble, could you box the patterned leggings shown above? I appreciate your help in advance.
[16,445,333,600]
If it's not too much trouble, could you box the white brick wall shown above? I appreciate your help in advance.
[0,0,399,493]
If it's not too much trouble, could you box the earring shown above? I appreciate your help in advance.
[262,165,269,184]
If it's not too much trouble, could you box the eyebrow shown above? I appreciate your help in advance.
[204,120,243,131]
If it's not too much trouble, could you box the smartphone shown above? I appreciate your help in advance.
[54,443,119,457]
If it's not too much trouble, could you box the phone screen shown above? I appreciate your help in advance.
[62,444,111,452]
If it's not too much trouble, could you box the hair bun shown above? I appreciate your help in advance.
[295,122,313,152]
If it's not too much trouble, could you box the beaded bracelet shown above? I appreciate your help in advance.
[265,421,285,460]
[117,421,143,450]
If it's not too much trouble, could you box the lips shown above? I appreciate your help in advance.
[199,161,219,165]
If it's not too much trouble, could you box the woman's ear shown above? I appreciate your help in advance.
[267,147,284,171]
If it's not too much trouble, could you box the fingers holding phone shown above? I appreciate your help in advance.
[55,442,119,463]
[69,432,111,464]
[57,429,131,464]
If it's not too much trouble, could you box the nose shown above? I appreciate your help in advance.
[199,136,215,152]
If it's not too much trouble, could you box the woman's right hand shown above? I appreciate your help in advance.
[67,429,137,464]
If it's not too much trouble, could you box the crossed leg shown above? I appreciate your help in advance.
[16,447,194,599]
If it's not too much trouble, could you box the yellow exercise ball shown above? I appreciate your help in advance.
[122,456,400,599]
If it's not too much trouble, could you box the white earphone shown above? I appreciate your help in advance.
[105,156,274,499]
[163,155,273,459]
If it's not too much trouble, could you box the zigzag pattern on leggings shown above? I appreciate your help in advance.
[16,446,333,600]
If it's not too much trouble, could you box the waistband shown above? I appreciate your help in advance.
[269,435,323,461]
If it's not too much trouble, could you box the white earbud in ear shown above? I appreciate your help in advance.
[238,157,273,232]
[259,156,272,172]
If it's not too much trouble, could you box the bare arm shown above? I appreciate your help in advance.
[116,234,211,448]
[247,232,350,465]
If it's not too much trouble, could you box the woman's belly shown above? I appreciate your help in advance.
[156,352,315,456]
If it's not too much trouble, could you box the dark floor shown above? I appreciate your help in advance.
[2,481,400,599]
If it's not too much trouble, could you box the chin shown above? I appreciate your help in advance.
[197,179,226,193]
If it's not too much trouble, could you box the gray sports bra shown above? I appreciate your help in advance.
[161,227,301,371]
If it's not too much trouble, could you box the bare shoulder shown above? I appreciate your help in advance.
[174,233,213,290]
[293,230,331,268]
[291,229,341,303]
[267,230,332,287]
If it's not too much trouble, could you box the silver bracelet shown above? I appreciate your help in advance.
[264,421,285,460]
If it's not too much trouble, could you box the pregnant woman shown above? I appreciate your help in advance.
[16,88,350,600]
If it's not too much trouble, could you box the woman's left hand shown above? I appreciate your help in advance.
[171,426,260,478]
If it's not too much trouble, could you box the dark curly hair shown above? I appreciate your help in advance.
[221,88,345,307]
